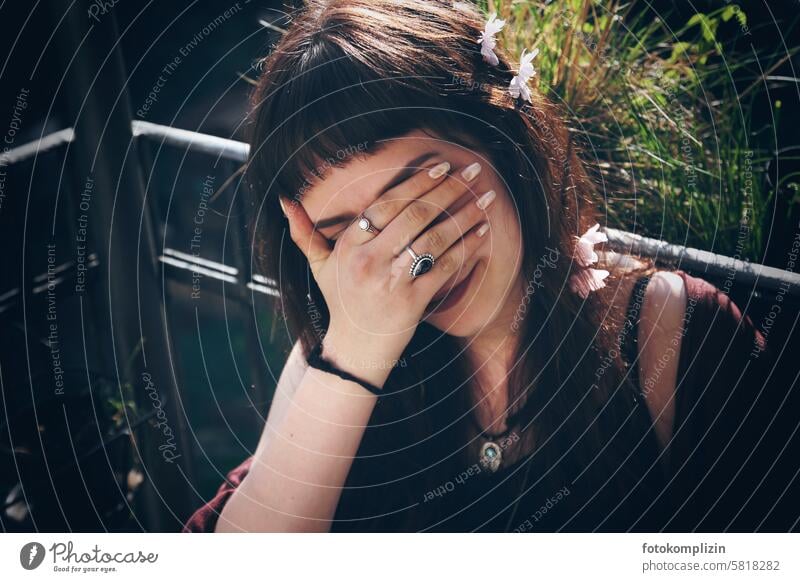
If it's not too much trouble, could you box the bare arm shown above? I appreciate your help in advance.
[215,337,389,532]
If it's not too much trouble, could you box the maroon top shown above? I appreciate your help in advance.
[182,271,794,532]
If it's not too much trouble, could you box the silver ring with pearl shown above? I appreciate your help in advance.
[357,215,380,235]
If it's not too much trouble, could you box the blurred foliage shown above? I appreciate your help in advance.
[481,0,799,260]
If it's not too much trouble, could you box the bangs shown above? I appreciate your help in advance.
[246,4,488,203]
[250,44,457,201]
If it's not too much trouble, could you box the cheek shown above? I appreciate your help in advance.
[486,192,523,263]
[480,196,524,296]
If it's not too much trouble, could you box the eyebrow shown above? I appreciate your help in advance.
[313,151,440,231]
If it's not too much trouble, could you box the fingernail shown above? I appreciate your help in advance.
[278,197,287,216]
[476,189,496,210]
[428,161,450,179]
[476,222,490,237]
[460,162,482,182]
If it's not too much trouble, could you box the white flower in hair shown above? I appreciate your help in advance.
[569,267,610,299]
[574,223,608,267]
[508,47,539,103]
[477,12,506,66]
[569,223,610,298]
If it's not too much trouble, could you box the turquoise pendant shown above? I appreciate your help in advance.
[480,441,502,472]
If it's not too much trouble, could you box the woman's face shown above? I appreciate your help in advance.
[299,129,524,338]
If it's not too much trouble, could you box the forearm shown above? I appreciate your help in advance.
[215,364,385,532]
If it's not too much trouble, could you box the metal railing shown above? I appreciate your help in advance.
[131,120,800,297]
[7,119,796,299]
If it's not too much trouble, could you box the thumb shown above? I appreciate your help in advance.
[281,197,331,273]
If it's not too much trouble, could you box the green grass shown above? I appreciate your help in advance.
[481,0,798,261]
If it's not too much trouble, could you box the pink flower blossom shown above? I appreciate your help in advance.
[569,268,610,299]
[574,223,608,267]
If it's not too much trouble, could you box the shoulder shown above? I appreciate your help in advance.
[638,271,688,394]
[634,271,688,450]
[619,270,688,359]
[641,271,688,333]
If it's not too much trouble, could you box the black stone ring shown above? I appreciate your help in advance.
[406,245,436,279]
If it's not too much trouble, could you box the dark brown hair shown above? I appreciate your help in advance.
[245,0,647,531]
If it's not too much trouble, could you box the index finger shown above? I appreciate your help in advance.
[282,197,332,273]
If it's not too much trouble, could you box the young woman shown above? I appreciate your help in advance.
[183,0,782,532]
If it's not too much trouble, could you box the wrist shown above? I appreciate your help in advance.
[320,328,406,388]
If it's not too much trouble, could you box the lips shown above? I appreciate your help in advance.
[425,262,478,315]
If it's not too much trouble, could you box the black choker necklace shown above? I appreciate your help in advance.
[470,413,518,473]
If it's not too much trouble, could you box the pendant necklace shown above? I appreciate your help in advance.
[470,413,517,473]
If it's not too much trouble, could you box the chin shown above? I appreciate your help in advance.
[422,260,502,337]
[426,313,488,338]
[424,261,513,338]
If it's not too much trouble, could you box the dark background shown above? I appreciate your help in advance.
[0,0,294,532]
